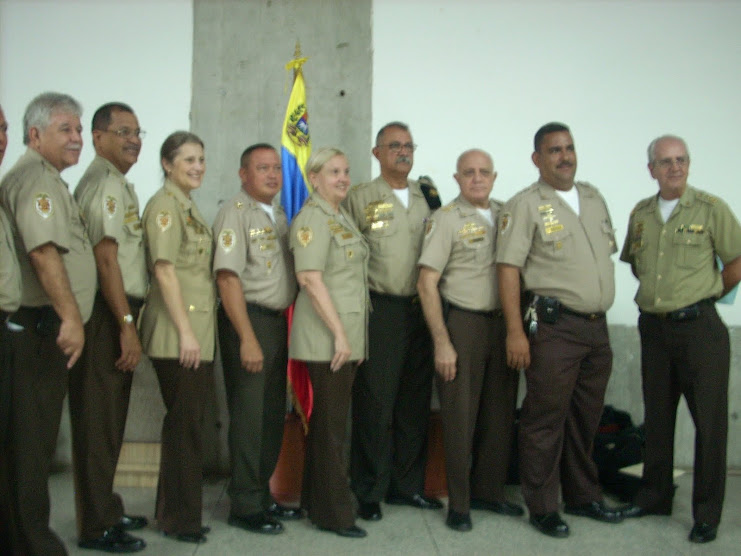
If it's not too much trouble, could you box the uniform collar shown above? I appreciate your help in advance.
[374,175,424,199]
[94,154,128,182]
[535,179,593,199]
[454,194,490,215]
[164,179,192,210]
[646,185,695,213]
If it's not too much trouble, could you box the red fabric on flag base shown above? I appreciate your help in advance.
[286,304,313,433]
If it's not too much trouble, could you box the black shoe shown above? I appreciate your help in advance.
[470,498,525,516]
[117,514,148,531]
[318,524,367,538]
[621,503,671,518]
[689,522,717,543]
[79,526,146,553]
[358,501,382,521]
[228,512,284,535]
[266,502,303,520]
[529,512,570,538]
[446,510,472,532]
[385,492,443,510]
[162,530,207,544]
[564,500,623,523]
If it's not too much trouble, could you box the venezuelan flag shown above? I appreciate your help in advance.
[281,52,313,431]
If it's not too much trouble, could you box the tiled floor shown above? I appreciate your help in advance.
[47,471,740,555]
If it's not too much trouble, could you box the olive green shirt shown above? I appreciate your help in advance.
[0,148,97,321]
[74,155,148,299]
[0,206,21,312]
[344,175,430,296]
[289,193,369,362]
[212,189,297,310]
[418,195,502,312]
[496,180,617,313]
[139,180,216,362]
[620,186,741,312]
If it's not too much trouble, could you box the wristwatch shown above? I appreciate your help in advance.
[122,314,134,325]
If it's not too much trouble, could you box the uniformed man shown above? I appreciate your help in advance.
[417,149,522,532]
[0,92,97,555]
[620,135,741,544]
[213,143,300,535]
[0,102,24,556]
[345,121,442,521]
[496,122,623,538]
[71,102,148,552]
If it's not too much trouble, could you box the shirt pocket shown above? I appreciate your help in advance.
[672,231,709,269]
[538,226,573,260]
[601,220,618,255]
[332,230,364,263]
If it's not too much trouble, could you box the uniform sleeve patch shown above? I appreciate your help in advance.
[34,193,53,219]
[297,226,313,247]
[156,210,172,232]
[500,212,511,234]
[104,195,118,218]
[425,218,435,236]
[219,228,236,253]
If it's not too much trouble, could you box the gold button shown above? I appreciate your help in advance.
[659,251,664,256]
[686,239,691,244]
[656,297,661,303]
[188,305,195,312]
[657,275,662,280]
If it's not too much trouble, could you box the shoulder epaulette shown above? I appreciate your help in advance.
[695,191,718,205]
[491,199,504,210]
[418,175,442,210]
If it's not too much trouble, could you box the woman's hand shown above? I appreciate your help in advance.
[179,328,202,369]
[331,332,352,372]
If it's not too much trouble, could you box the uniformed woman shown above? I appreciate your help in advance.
[289,148,369,538]
[139,131,215,544]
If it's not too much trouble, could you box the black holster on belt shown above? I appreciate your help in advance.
[536,296,560,324]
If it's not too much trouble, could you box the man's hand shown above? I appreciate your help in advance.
[506,329,530,370]
[434,340,458,382]
[240,336,264,373]
[116,324,142,372]
[58,317,85,368]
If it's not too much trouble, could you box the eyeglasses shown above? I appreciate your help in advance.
[655,156,689,169]
[102,127,146,139]
[379,141,416,153]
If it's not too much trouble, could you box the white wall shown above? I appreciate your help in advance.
[0,0,193,204]
[373,0,741,325]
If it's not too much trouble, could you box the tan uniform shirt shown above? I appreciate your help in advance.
[212,189,297,310]
[139,180,216,362]
[289,193,369,361]
[0,148,97,321]
[0,206,21,312]
[74,155,148,299]
[344,175,430,296]
[418,195,502,312]
[496,180,617,313]
[620,186,741,312]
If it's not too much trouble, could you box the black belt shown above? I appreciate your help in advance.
[560,306,605,321]
[127,296,145,311]
[14,305,61,336]
[447,302,502,318]
[246,302,284,317]
[643,298,714,322]
[370,290,420,304]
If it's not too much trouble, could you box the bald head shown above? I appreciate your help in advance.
[454,149,496,208]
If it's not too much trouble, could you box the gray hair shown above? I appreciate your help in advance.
[305,147,347,176]
[647,135,690,164]
[23,92,82,145]
[375,121,410,147]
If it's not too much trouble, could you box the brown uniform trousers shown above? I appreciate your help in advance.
[151,358,212,535]
[302,362,357,530]
[68,293,141,540]
[438,307,519,513]
[351,292,434,503]
[634,301,728,526]
[218,303,287,516]
[519,312,612,514]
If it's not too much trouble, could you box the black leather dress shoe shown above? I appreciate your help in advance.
[446,510,472,532]
[689,522,717,543]
[564,500,623,523]
[161,526,209,544]
[529,512,570,538]
[266,502,303,520]
[470,499,525,516]
[358,501,382,521]
[621,503,672,518]
[385,492,443,510]
[117,514,148,531]
[229,512,284,535]
[79,526,146,553]
[318,524,367,538]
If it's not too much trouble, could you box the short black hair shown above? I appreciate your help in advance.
[91,102,134,131]
[240,143,276,168]
[533,122,570,152]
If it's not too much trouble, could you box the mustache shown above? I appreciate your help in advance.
[396,156,412,164]
[557,162,573,169]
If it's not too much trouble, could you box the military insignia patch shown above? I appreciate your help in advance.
[286,103,310,147]
[219,229,236,253]
[156,210,172,232]
[104,196,118,218]
[297,227,313,247]
[500,212,511,234]
[425,219,435,236]
[34,193,53,219]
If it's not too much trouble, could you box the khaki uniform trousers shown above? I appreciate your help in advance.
[519,312,612,515]
[438,307,519,513]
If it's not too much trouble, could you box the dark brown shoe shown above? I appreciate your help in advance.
[529,512,569,538]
